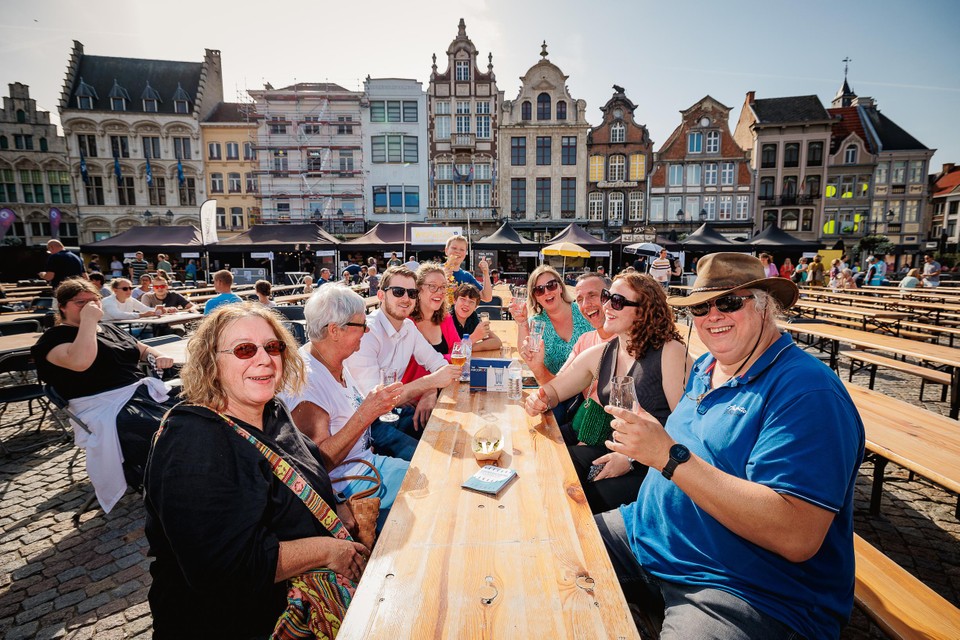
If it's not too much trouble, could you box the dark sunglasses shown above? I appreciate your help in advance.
[341,322,370,333]
[383,286,419,299]
[687,294,755,317]
[532,280,561,297]
[116,286,133,291]
[218,339,286,359]
[601,289,640,311]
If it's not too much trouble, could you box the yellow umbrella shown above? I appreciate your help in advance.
[541,241,591,274]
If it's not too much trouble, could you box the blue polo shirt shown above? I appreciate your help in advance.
[203,292,243,315]
[622,332,864,639]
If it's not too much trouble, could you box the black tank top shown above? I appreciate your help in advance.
[596,337,671,427]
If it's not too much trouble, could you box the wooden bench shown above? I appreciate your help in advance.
[854,534,960,639]
[844,349,950,401]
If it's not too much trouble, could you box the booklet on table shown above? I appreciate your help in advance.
[461,465,518,495]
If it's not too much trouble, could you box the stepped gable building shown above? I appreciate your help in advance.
[58,41,222,242]
[499,42,590,241]
[200,102,259,237]
[247,82,365,236]
[427,18,503,237]
[931,162,960,253]
[586,85,653,241]
[733,92,832,241]
[651,96,752,239]
[0,82,78,246]
[361,77,428,225]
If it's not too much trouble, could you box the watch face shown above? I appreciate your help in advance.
[670,443,691,463]
[699,117,710,127]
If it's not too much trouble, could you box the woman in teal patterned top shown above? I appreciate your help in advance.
[512,265,593,374]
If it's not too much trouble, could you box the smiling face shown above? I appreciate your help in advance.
[113,279,134,302]
[419,271,448,316]
[381,274,417,323]
[575,276,605,330]
[445,238,468,267]
[217,316,283,419]
[602,279,640,335]
[693,288,764,366]
[533,272,564,315]
[454,294,479,321]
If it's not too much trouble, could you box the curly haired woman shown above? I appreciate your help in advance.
[524,272,691,513]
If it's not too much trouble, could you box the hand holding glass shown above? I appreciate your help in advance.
[378,370,400,422]
[610,376,639,412]
[528,318,545,353]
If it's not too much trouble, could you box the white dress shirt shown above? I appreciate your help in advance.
[345,309,447,395]
[101,294,152,320]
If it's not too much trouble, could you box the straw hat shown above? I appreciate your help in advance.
[667,252,799,310]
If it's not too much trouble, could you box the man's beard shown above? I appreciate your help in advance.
[383,300,410,323]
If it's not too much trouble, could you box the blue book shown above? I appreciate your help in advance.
[461,465,518,496]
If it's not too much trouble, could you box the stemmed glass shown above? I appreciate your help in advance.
[451,341,468,368]
[610,376,639,412]
[378,369,400,422]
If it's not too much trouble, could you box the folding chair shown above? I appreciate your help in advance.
[487,296,503,307]
[43,384,100,526]
[0,352,70,456]
[275,305,306,321]
[0,319,41,336]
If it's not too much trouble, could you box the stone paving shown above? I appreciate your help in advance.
[0,352,958,639]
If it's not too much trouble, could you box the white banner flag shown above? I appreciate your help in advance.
[199,199,219,246]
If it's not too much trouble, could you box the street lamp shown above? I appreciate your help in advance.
[699,209,708,226]
[142,210,153,225]
[676,209,685,229]
[164,209,174,225]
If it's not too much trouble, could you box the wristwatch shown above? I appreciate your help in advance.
[661,444,691,481]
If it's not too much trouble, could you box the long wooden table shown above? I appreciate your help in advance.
[791,300,909,335]
[0,333,42,356]
[782,322,960,418]
[338,321,638,639]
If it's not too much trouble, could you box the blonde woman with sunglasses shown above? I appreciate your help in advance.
[513,264,593,375]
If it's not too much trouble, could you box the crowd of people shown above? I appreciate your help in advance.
[20,232,904,639]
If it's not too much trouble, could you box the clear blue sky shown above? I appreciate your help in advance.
[2,0,957,169]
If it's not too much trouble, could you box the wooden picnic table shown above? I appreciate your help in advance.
[338,319,638,639]
[781,322,960,418]
[0,333,42,355]
[105,311,203,329]
[791,300,910,335]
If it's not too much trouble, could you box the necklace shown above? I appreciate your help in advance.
[311,343,344,384]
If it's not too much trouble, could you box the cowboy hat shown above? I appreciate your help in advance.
[667,252,799,310]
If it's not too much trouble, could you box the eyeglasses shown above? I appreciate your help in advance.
[421,283,445,293]
[153,284,168,290]
[383,286,419,299]
[116,286,133,292]
[341,322,370,333]
[218,340,286,359]
[687,294,755,317]
[601,289,640,311]
[532,280,561,297]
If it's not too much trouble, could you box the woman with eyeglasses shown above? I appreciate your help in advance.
[32,279,178,514]
[100,277,162,321]
[513,265,593,376]
[524,273,690,514]
[144,302,369,638]
[281,284,410,533]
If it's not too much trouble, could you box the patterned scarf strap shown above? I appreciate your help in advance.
[214,410,353,542]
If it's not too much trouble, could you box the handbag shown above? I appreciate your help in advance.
[206,410,359,640]
[570,341,616,447]
[338,458,382,551]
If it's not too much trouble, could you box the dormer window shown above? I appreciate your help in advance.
[175,100,189,114]
[111,97,126,111]
[172,82,192,115]
[536,93,551,120]
[455,61,470,82]
[77,96,93,110]
[143,99,158,112]
[74,77,98,110]
[108,79,131,112]
[141,81,162,113]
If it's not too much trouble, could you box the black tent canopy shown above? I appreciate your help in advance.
[215,223,339,251]
[474,221,539,249]
[82,225,205,253]
[340,222,442,252]
[748,224,822,250]
[681,224,740,249]
[547,223,607,246]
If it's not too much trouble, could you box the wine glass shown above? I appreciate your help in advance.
[378,369,400,422]
[451,341,467,369]
[610,375,638,412]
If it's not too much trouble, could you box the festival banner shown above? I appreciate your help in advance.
[198,198,219,246]
[0,208,15,241]
[49,207,62,239]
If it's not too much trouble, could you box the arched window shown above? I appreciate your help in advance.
[610,122,625,143]
[16,110,26,124]
[521,101,531,121]
[536,93,550,120]
[844,144,858,164]
[556,100,567,120]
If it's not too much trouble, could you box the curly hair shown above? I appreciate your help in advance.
[410,262,448,324]
[612,272,683,359]
[526,264,573,316]
[179,302,304,412]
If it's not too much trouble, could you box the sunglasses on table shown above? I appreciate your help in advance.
[532,280,561,297]
[341,322,370,333]
[218,339,287,359]
[600,289,640,311]
[687,294,755,317]
[383,286,419,299]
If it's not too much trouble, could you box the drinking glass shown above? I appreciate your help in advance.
[610,375,639,412]
[378,369,400,422]
[528,318,545,353]
[450,341,468,369]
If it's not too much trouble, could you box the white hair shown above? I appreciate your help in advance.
[304,284,365,341]
[748,288,785,323]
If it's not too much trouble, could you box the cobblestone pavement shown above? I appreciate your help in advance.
[1,351,958,638]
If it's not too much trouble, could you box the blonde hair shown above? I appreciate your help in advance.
[526,265,573,315]
[180,302,304,411]
[411,262,448,324]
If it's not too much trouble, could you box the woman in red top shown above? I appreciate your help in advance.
[779,257,795,280]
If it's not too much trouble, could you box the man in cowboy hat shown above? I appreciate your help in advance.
[596,252,864,639]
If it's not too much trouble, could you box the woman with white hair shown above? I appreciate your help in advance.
[280,284,411,532]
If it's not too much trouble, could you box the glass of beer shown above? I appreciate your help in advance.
[451,341,467,368]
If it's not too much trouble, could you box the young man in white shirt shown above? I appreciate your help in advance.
[345,266,461,460]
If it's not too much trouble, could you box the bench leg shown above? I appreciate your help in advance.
[920,379,926,401]
[870,456,889,516]
[869,365,877,390]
